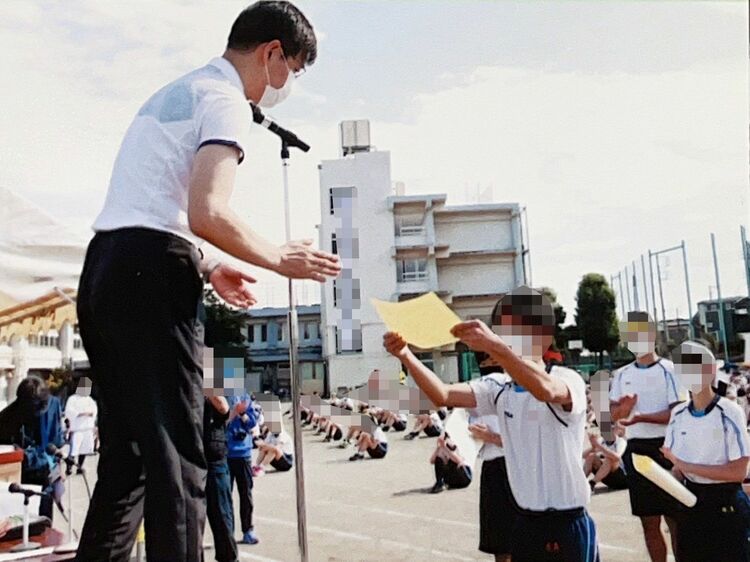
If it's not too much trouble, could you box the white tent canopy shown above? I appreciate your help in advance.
[0,187,88,302]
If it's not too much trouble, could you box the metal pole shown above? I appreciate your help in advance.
[616,272,625,318]
[632,260,640,311]
[742,226,750,297]
[655,253,668,343]
[641,254,649,313]
[711,233,730,361]
[281,142,309,562]
[681,240,695,340]
[648,251,658,326]
[523,207,533,287]
[624,266,632,312]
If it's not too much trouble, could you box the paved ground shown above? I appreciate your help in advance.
[58,421,676,562]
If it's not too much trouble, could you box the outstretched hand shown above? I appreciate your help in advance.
[450,320,504,354]
[209,264,258,308]
[277,239,342,282]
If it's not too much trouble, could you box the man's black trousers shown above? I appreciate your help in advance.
[74,228,207,562]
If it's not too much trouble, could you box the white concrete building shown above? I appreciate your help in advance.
[318,122,527,391]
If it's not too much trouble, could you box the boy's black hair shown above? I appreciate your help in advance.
[490,286,556,336]
[228,1,317,66]
[16,375,50,415]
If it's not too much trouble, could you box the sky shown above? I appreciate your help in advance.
[1,0,748,321]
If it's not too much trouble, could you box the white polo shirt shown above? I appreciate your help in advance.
[609,359,682,439]
[665,396,750,484]
[93,56,253,246]
[268,431,294,456]
[469,366,590,511]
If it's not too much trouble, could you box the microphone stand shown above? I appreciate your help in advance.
[281,138,310,562]
[252,104,311,561]
[10,495,41,553]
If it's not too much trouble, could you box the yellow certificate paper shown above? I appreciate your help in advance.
[372,292,461,349]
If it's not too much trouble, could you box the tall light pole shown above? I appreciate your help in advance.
[711,233,730,360]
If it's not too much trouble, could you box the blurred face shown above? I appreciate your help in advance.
[674,342,716,393]
[492,317,552,360]
[620,318,656,357]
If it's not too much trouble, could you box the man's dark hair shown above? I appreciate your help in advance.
[16,375,49,403]
[490,285,556,336]
[228,1,317,66]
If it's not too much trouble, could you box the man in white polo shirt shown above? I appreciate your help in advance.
[75,3,340,561]
[609,311,683,562]
[384,287,599,562]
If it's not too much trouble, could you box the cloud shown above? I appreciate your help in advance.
[1,0,746,321]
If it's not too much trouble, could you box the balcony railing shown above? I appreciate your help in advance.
[399,271,429,282]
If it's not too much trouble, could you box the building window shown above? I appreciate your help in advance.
[300,321,320,341]
[397,258,428,282]
[260,324,268,343]
[329,189,335,215]
[248,325,255,343]
[332,280,338,308]
[331,234,337,255]
[279,322,286,343]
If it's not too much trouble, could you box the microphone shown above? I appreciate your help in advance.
[8,483,47,498]
[250,104,310,152]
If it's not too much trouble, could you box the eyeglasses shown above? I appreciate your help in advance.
[278,47,306,78]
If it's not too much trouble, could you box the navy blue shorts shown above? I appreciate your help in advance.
[623,438,680,516]
[479,457,516,556]
[424,425,441,438]
[367,442,388,459]
[510,507,599,562]
[270,453,293,472]
[675,481,750,562]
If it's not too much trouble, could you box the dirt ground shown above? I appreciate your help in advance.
[59,420,675,561]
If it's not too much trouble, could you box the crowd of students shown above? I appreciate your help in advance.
[375,289,750,562]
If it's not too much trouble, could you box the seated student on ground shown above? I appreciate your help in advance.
[582,424,628,491]
[339,424,362,448]
[429,432,473,493]
[381,410,408,432]
[405,410,444,440]
[254,428,294,474]
[349,424,389,461]
[324,419,344,442]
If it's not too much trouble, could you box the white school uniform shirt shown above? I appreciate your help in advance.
[65,395,98,456]
[429,412,444,431]
[93,56,253,246]
[470,366,590,511]
[609,359,682,439]
[373,426,388,445]
[472,374,509,462]
[664,396,750,484]
[268,432,294,456]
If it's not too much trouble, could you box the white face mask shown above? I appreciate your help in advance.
[258,60,295,109]
[492,325,539,359]
[626,339,652,357]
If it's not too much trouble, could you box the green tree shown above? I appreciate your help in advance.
[203,288,247,350]
[539,286,567,351]
[575,274,620,367]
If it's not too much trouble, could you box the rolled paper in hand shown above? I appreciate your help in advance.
[632,454,697,507]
